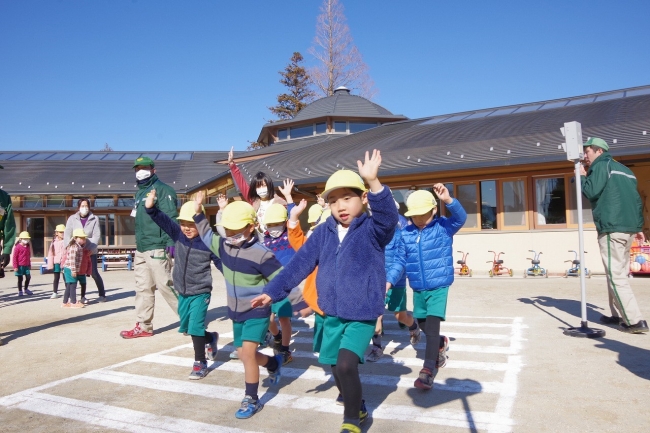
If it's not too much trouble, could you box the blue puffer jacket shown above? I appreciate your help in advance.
[402,199,466,291]
[385,220,407,288]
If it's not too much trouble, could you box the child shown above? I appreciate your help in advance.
[62,229,89,308]
[145,189,221,380]
[47,224,66,299]
[252,150,398,433]
[12,231,33,296]
[193,192,283,419]
[401,186,467,390]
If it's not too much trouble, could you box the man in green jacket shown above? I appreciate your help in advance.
[580,137,647,334]
[120,156,179,338]
[1,164,17,345]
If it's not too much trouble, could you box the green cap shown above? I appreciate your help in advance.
[583,137,609,151]
[133,156,155,168]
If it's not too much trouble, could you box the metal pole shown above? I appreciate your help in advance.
[574,160,588,328]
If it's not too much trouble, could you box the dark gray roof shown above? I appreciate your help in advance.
[0,151,230,195]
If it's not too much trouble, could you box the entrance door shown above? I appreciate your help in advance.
[25,217,45,257]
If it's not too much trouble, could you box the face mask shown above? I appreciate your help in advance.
[225,233,247,246]
[267,225,285,238]
[256,187,268,198]
[79,207,89,217]
[21,239,29,245]
[136,169,152,181]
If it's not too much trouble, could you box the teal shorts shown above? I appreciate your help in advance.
[233,317,271,348]
[14,266,31,277]
[318,316,376,365]
[178,292,211,337]
[313,313,325,353]
[385,286,407,312]
[53,264,61,273]
[63,267,86,284]
[271,297,293,318]
[413,287,449,320]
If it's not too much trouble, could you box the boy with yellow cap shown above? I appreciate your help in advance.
[47,224,67,298]
[252,150,398,433]
[12,231,33,296]
[193,192,284,420]
[402,184,467,390]
[145,189,221,380]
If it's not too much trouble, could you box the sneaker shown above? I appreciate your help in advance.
[409,327,422,345]
[188,361,208,380]
[600,315,621,325]
[279,350,293,365]
[262,330,274,349]
[340,423,361,433]
[205,332,219,361]
[235,395,263,419]
[24,289,33,296]
[437,335,449,368]
[267,354,283,385]
[366,345,383,362]
[620,320,649,334]
[70,301,85,309]
[80,296,88,304]
[414,367,434,390]
[18,291,24,297]
[120,322,153,339]
[271,339,283,355]
[61,303,72,308]
[359,399,368,423]
[97,296,107,303]
[50,293,59,299]
[229,350,239,360]
[335,393,344,406]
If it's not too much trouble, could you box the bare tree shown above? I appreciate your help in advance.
[100,143,113,152]
[308,0,376,99]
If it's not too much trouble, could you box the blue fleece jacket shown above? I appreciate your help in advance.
[402,199,467,291]
[263,186,398,321]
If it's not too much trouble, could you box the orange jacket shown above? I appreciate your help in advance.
[287,223,323,316]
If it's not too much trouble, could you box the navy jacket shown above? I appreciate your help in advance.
[264,186,398,321]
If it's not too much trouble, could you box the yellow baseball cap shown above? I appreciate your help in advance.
[264,203,288,225]
[217,201,256,230]
[178,201,203,222]
[321,170,367,201]
[404,190,437,217]
[72,228,87,238]
[307,204,323,223]
[18,231,31,239]
[55,224,66,232]
[319,208,331,225]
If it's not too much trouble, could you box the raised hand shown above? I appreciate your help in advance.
[278,178,295,203]
[316,194,325,208]
[290,199,308,222]
[227,146,234,165]
[216,193,228,209]
[194,191,205,214]
[433,183,452,204]
[357,149,382,192]
[145,189,157,208]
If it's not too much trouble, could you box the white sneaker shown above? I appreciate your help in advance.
[229,350,239,360]
[50,293,59,299]
[366,345,383,362]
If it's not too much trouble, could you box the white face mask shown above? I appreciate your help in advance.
[225,233,247,247]
[256,187,268,198]
[136,169,152,181]
[79,206,89,217]
[267,225,285,238]
[21,239,29,245]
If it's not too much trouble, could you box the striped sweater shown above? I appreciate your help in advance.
[194,213,283,321]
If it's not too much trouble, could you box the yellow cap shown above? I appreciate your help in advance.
[404,190,437,217]
[72,228,87,238]
[307,204,323,223]
[178,201,203,222]
[55,224,66,232]
[319,208,331,225]
[321,170,367,201]
[18,231,31,239]
[264,203,287,225]
[217,201,256,230]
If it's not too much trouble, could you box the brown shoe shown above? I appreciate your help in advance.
[120,322,153,339]
[620,320,649,334]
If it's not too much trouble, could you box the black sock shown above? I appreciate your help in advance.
[245,382,259,401]
[336,349,363,427]
[53,272,60,293]
[424,315,441,371]
[331,365,342,393]
[192,334,209,362]
[80,283,86,298]
[18,276,23,291]
[408,320,418,331]
[281,345,290,353]
[265,354,279,372]
[371,333,382,348]
[273,330,282,342]
[24,275,31,290]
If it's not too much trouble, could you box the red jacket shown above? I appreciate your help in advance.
[12,243,31,268]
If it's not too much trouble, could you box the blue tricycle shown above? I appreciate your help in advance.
[524,250,547,278]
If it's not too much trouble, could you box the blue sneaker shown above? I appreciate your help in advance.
[18,291,24,297]
[205,332,219,361]
[188,361,208,380]
[25,289,33,296]
[235,395,263,419]
[267,354,283,385]
[360,399,368,423]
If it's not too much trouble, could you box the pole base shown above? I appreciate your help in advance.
[564,323,606,338]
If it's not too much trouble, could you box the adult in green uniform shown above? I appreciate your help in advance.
[120,156,179,338]
[580,137,647,333]
[0,164,17,345]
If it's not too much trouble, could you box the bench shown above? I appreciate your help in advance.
[101,254,133,271]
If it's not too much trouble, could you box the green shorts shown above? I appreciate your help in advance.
[313,313,325,353]
[14,266,31,277]
[413,287,449,320]
[318,316,376,365]
[271,297,293,318]
[63,267,86,284]
[53,264,61,273]
[178,292,211,337]
[385,286,407,312]
[233,317,271,348]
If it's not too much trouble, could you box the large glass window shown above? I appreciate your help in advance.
[480,181,497,229]
[25,217,45,256]
[22,195,43,208]
[502,180,527,227]
[278,129,288,140]
[46,217,66,237]
[290,124,313,139]
[349,122,377,133]
[46,195,66,208]
[117,196,135,207]
[456,184,478,228]
[567,179,593,224]
[94,196,114,208]
[116,215,135,245]
[315,123,327,134]
[98,214,115,245]
[334,121,347,133]
[443,183,454,218]
[535,178,566,225]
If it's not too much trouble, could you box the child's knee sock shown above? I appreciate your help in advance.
[24,275,31,290]
[53,272,60,293]
[264,354,279,373]
[424,316,441,371]
[245,382,259,401]
[17,275,23,291]
[336,349,363,426]
[80,283,86,298]
[69,283,77,304]
[191,332,213,362]
[371,333,382,348]
[63,284,71,304]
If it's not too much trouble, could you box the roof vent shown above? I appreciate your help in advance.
[333,86,351,95]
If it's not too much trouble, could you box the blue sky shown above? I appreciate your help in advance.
[1,0,648,152]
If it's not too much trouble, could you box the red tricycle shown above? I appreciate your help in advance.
[487,251,513,277]
[455,251,472,277]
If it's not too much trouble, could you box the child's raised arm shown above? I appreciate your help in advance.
[193,192,221,257]
[144,189,181,241]
[435,183,467,235]
[278,178,295,204]
[357,149,383,193]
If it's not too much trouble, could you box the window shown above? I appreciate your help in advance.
[98,214,115,245]
[349,122,377,133]
[535,178,566,225]
[117,197,135,207]
[289,124,313,139]
[443,183,454,218]
[334,121,347,133]
[94,196,115,208]
[24,217,45,256]
[116,215,135,245]
[46,217,66,237]
[480,180,497,229]
[278,129,288,140]
[456,184,478,229]
[46,195,66,208]
[567,177,593,225]
[501,179,527,227]
[316,123,327,134]
[22,195,43,208]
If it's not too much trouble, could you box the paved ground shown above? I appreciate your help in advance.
[0,269,648,433]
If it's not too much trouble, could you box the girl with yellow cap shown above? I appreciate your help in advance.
[62,228,89,308]
[47,224,67,299]
[12,231,33,296]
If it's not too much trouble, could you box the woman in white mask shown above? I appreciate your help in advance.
[63,198,106,303]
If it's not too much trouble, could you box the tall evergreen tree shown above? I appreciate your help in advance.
[269,52,316,120]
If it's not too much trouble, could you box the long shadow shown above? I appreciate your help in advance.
[593,337,650,381]
[0,289,59,308]
[517,296,607,328]
[0,306,134,344]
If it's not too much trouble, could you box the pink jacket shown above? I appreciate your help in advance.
[47,239,65,270]
[12,243,31,268]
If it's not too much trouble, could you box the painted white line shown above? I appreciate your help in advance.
[298,316,521,328]
[288,324,510,340]
[140,353,504,394]
[84,370,514,432]
[1,391,261,433]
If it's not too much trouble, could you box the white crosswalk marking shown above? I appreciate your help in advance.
[0,315,525,432]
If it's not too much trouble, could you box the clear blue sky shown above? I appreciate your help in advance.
[1,0,648,152]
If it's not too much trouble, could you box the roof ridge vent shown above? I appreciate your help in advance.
[333,86,350,95]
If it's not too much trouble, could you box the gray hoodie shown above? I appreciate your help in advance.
[64,212,101,255]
